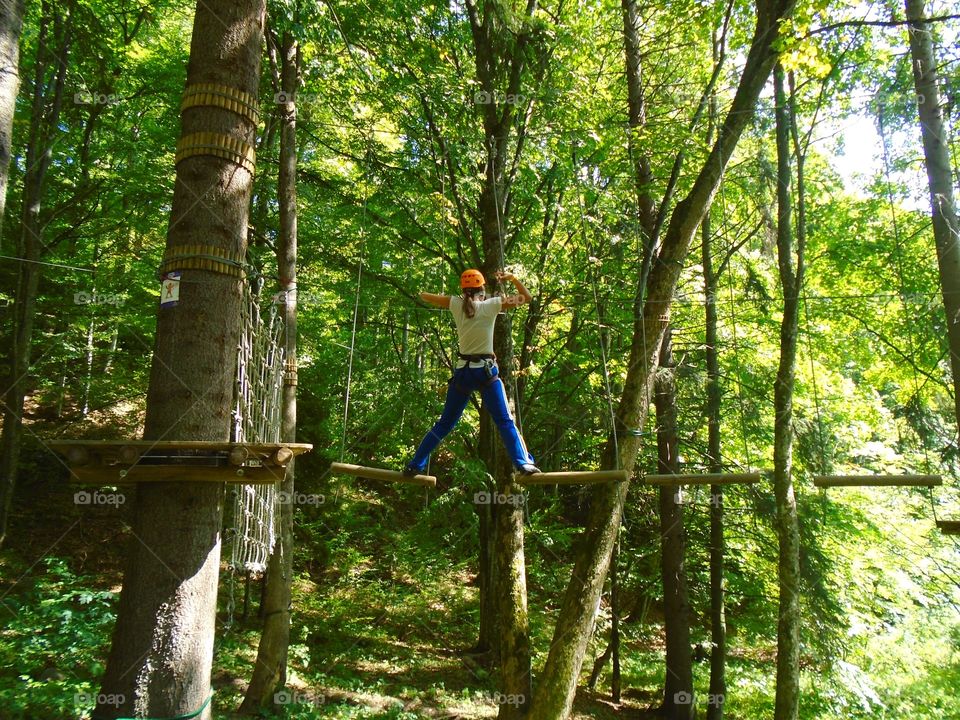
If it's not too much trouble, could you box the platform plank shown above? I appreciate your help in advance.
[514,469,630,485]
[330,462,436,487]
[643,472,762,486]
[67,464,282,485]
[50,439,312,485]
[50,439,313,462]
[814,474,942,487]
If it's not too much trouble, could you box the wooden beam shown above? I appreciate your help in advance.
[813,474,942,487]
[642,472,762,486]
[68,464,283,485]
[50,440,313,485]
[50,440,314,454]
[330,462,436,487]
[514,469,630,485]
[936,520,960,535]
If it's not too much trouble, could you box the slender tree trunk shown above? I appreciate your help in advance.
[610,539,621,702]
[103,326,119,375]
[527,2,796,716]
[0,0,70,548]
[772,61,803,720]
[473,486,496,657]
[240,28,299,713]
[655,330,693,719]
[904,0,960,431]
[95,1,264,717]
[82,316,95,415]
[622,0,658,293]
[0,0,24,234]
[703,73,727,720]
[703,196,727,720]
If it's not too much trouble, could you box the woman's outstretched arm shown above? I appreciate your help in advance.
[420,292,451,309]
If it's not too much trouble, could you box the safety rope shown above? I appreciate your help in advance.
[486,133,525,437]
[340,136,372,463]
[591,271,620,470]
[487,135,508,273]
[573,147,621,469]
[718,175,754,472]
[111,691,213,720]
[340,258,363,463]
[802,294,829,476]
[879,102,939,521]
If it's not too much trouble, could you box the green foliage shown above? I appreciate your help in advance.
[0,558,117,719]
[2,0,960,716]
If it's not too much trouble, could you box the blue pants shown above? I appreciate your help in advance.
[409,364,534,472]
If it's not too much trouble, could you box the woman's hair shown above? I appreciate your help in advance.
[462,286,484,319]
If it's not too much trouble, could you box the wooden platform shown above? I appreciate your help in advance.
[50,440,313,485]
[514,469,630,485]
[642,472,762,486]
[937,520,960,535]
[813,474,942,488]
[330,462,436,487]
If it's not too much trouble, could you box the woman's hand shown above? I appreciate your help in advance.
[495,271,533,308]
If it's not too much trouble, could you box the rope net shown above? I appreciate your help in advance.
[226,281,286,574]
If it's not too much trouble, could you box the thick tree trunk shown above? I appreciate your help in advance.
[655,330,693,719]
[462,2,539,712]
[95,1,264,718]
[488,309,531,718]
[0,0,70,548]
[492,448,532,719]
[527,2,795,717]
[0,0,23,233]
[904,0,960,430]
[240,29,299,714]
[772,62,803,720]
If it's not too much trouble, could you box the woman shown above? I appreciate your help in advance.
[403,268,541,476]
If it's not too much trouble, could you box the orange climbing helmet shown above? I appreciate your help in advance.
[460,269,485,289]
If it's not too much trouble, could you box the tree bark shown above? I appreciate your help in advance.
[622,0,659,293]
[239,28,299,713]
[462,1,540,713]
[703,70,727,720]
[610,540,621,702]
[0,0,70,548]
[527,1,796,717]
[703,188,727,720]
[492,450,532,719]
[473,482,496,657]
[904,0,960,431]
[95,1,265,717]
[772,61,803,720]
[655,330,694,719]
[0,0,24,234]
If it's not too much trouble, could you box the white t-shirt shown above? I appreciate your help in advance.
[450,295,502,356]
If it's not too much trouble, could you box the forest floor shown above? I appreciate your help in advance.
[11,437,950,719]
[0,449,660,719]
